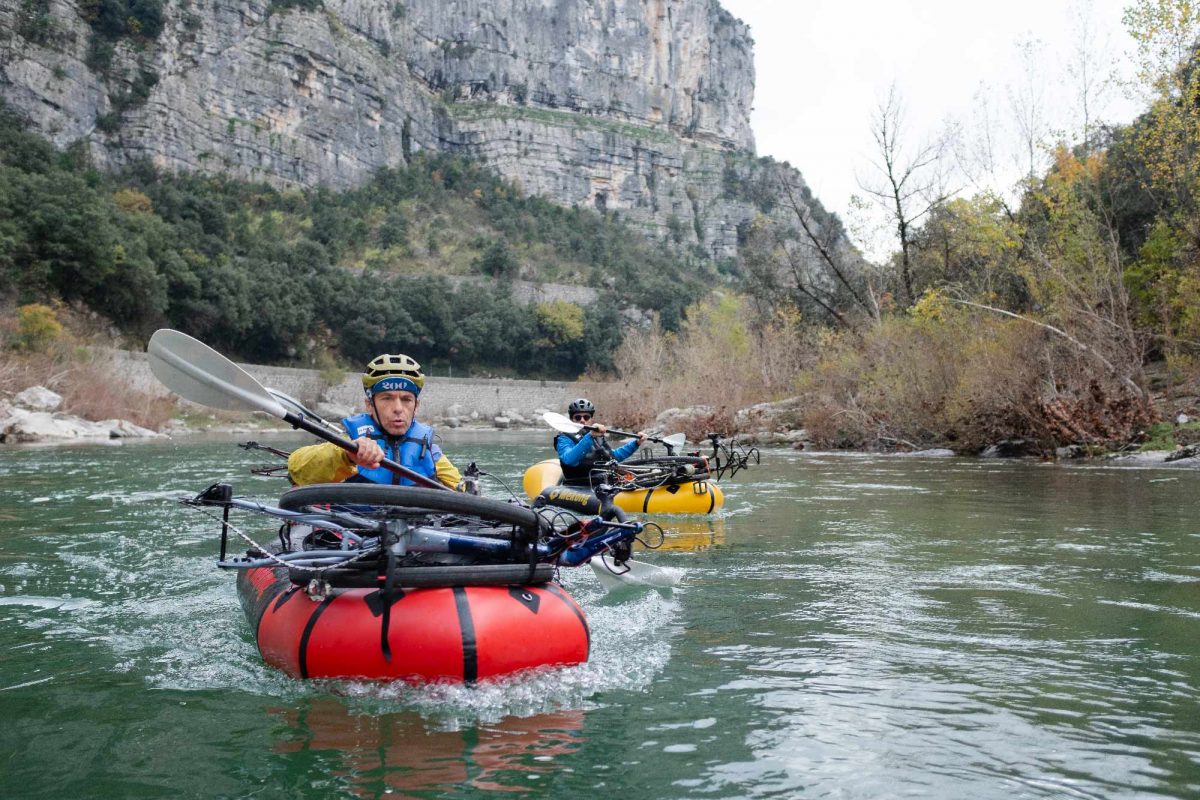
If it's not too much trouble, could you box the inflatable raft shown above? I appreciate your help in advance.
[237,563,589,682]
[523,458,724,515]
[208,482,599,683]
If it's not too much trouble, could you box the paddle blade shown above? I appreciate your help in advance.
[661,432,687,449]
[589,557,680,592]
[148,329,286,417]
[542,410,582,434]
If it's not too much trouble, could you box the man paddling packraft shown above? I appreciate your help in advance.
[554,398,647,486]
[288,353,464,489]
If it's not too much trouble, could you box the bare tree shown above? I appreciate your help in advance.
[739,164,880,329]
[1066,0,1115,153]
[857,84,953,307]
[947,84,1021,222]
[1008,37,1050,183]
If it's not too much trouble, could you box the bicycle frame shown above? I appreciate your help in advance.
[186,483,651,572]
[699,433,760,480]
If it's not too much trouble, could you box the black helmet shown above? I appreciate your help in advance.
[567,398,595,416]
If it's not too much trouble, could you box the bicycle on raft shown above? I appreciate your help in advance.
[185,479,669,596]
[569,430,762,494]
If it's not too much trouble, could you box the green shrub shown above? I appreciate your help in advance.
[1139,420,1200,451]
[12,303,64,352]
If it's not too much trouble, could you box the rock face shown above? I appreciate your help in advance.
[0,0,823,259]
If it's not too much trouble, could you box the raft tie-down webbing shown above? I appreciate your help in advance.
[297,594,336,680]
[452,586,478,683]
[378,549,400,662]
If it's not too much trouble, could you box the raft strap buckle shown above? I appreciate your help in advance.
[305,579,331,602]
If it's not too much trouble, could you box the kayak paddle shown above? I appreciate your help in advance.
[542,411,686,450]
[265,387,344,438]
[146,329,449,491]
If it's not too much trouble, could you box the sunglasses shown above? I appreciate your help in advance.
[571,413,593,422]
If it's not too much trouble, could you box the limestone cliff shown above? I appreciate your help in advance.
[0,0,817,259]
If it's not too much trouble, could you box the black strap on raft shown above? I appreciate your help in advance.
[505,513,542,584]
[276,522,292,552]
[523,523,540,582]
[377,549,400,662]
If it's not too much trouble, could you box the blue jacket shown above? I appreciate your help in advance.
[555,430,638,484]
[340,412,440,486]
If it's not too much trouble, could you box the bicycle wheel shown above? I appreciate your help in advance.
[621,456,710,488]
[279,483,540,530]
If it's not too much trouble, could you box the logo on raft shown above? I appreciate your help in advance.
[536,486,603,515]
[548,488,594,506]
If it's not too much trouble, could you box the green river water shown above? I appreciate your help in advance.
[1,432,1198,799]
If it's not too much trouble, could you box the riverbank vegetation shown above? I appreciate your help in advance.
[591,1,1199,454]
[0,302,174,429]
[3,2,1198,454]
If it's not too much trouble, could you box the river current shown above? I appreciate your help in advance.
[1,432,1198,799]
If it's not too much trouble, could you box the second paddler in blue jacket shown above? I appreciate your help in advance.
[287,353,463,488]
[554,397,647,485]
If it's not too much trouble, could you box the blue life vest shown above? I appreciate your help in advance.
[554,430,614,485]
[340,412,440,486]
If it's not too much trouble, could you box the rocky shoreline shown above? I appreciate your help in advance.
[0,386,162,444]
[694,398,1200,467]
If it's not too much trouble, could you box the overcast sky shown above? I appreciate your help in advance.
[719,0,1144,243]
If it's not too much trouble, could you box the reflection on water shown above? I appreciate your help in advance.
[650,517,727,553]
[273,700,584,796]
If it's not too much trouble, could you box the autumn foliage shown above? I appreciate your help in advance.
[1,303,175,429]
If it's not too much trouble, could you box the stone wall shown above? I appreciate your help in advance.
[322,373,574,421]
[115,349,573,422]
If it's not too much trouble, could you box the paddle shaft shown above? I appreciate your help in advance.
[544,411,683,452]
[578,422,665,445]
[576,419,681,450]
[284,411,449,491]
[564,417,657,441]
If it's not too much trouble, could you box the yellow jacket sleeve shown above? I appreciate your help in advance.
[287,442,464,489]
[287,442,357,486]
[436,455,463,489]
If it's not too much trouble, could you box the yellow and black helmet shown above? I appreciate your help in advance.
[362,353,425,396]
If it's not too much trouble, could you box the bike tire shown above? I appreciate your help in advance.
[616,456,711,489]
[279,484,540,530]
